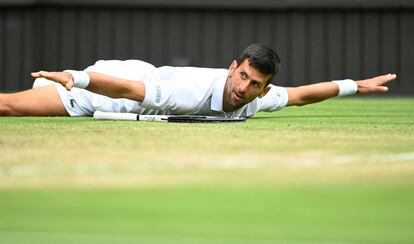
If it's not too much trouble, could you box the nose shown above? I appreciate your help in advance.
[238,80,249,94]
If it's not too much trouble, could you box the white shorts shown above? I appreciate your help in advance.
[55,84,155,117]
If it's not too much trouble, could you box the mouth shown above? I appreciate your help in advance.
[232,91,244,103]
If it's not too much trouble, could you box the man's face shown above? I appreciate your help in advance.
[223,59,271,112]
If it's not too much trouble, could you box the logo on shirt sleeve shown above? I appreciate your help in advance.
[155,85,161,104]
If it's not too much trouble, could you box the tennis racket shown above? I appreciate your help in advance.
[93,111,246,123]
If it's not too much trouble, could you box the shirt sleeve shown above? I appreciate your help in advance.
[141,78,210,113]
[245,85,288,117]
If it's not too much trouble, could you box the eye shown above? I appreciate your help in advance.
[240,72,247,80]
[251,81,261,88]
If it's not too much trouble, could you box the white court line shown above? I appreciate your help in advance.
[1,152,413,177]
[331,152,414,165]
[386,152,414,161]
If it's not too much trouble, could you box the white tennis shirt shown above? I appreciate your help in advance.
[81,60,288,117]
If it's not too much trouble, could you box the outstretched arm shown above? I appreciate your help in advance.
[286,74,396,106]
[31,71,146,102]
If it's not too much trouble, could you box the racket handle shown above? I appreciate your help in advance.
[93,111,138,121]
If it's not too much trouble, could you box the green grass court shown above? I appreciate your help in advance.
[1,98,413,243]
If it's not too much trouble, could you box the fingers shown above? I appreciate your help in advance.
[377,86,389,93]
[376,73,397,85]
[388,73,397,79]
[65,82,74,91]
[358,74,397,92]
[383,73,397,81]
[31,71,45,78]
[369,84,389,93]
[30,71,74,91]
[31,71,54,79]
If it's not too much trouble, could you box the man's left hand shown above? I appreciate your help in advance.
[356,74,396,94]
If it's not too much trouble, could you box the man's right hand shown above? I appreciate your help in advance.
[31,71,74,91]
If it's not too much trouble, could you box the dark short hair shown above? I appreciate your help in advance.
[236,44,280,86]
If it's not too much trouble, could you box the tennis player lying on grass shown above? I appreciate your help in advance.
[0,44,396,117]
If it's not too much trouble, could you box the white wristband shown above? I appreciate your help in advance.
[64,70,90,89]
[332,79,358,97]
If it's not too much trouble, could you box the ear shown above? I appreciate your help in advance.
[228,60,238,76]
[258,86,271,98]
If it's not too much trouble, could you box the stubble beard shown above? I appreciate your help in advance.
[227,90,246,112]
[223,78,237,112]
